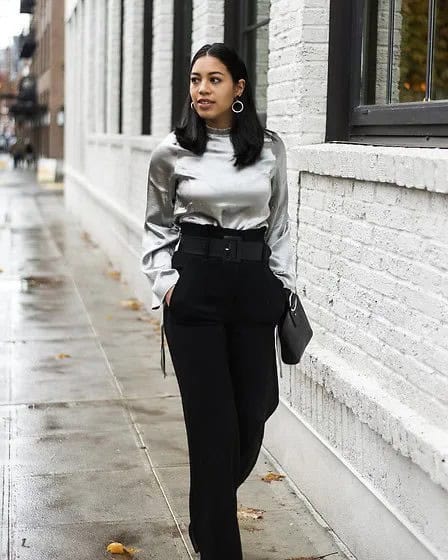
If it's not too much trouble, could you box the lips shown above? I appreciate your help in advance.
[198,100,214,105]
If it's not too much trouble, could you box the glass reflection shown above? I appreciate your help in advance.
[244,0,270,116]
[433,0,448,99]
[362,0,432,104]
[394,0,429,102]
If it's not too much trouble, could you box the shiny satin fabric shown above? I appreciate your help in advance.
[141,124,295,310]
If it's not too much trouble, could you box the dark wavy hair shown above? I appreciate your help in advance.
[174,43,271,169]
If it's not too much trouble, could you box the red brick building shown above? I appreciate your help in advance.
[18,0,65,161]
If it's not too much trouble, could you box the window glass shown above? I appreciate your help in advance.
[362,0,430,104]
[224,0,270,120]
[433,0,448,99]
[393,0,428,103]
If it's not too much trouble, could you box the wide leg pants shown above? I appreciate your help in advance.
[163,226,286,560]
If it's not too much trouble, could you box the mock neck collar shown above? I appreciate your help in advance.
[206,124,231,136]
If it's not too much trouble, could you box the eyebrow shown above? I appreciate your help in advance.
[190,71,225,76]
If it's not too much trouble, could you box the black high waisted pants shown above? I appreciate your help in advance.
[163,222,286,560]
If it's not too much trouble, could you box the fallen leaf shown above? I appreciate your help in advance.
[137,315,158,325]
[237,506,265,519]
[241,525,262,533]
[120,298,142,311]
[107,542,125,554]
[261,471,286,483]
[106,541,139,555]
[55,353,71,359]
[107,270,121,281]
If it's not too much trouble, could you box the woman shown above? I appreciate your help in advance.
[141,43,294,560]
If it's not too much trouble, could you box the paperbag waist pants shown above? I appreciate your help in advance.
[163,222,286,560]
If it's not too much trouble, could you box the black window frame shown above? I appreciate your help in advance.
[118,0,124,134]
[224,0,270,126]
[142,0,153,135]
[326,0,448,148]
[171,0,192,129]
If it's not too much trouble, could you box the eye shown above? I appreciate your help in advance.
[190,77,221,84]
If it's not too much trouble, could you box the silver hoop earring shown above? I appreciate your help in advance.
[232,99,244,113]
[190,101,195,110]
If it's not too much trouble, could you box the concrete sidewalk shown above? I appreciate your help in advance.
[0,168,351,560]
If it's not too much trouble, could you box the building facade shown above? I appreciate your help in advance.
[64,2,448,559]
[0,46,19,142]
[15,0,65,160]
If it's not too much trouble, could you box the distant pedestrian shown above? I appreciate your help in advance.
[141,43,294,560]
[24,140,36,169]
[10,137,25,168]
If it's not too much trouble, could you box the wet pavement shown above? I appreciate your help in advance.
[0,167,351,560]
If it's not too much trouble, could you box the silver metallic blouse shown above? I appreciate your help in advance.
[141,124,295,310]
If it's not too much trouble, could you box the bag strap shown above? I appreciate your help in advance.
[160,319,167,378]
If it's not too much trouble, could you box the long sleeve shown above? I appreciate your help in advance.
[141,133,181,310]
[265,134,295,291]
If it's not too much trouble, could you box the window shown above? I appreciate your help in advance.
[142,0,153,134]
[171,0,192,129]
[224,0,270,126]
[326,0,448,147]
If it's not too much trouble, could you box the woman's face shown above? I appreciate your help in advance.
[190,55,245,129]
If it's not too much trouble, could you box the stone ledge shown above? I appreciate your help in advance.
[264,397,444,560]
[294,143,448,194]
[301,339,448,492]
[86,133,159,152]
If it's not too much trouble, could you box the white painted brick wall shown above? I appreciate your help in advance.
[86,0,96,134]
[267,0,331,416]
[192,0,224,56]
[122,0,144,135]
[95,0,107,133]
[297,173,448,421]
[151,0,174,136]
[79,0,86,171]
[106,0,122,134]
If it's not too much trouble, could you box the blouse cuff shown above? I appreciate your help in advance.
[272,269,295,292]
[151,269,180,310]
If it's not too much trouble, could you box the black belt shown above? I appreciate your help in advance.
[177,234,269,262]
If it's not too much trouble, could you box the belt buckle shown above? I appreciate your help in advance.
[222,235,241,262]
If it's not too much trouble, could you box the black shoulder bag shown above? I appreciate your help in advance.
[278,288,313,364]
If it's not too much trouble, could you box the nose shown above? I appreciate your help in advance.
[198,80,210,95]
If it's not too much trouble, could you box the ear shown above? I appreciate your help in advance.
[234,79,246,98]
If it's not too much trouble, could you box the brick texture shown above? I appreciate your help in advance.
[192,0,224,55]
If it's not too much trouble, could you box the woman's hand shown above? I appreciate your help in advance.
[165,286,175,306]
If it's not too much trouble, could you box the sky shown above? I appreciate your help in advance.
[0,0,30,49]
